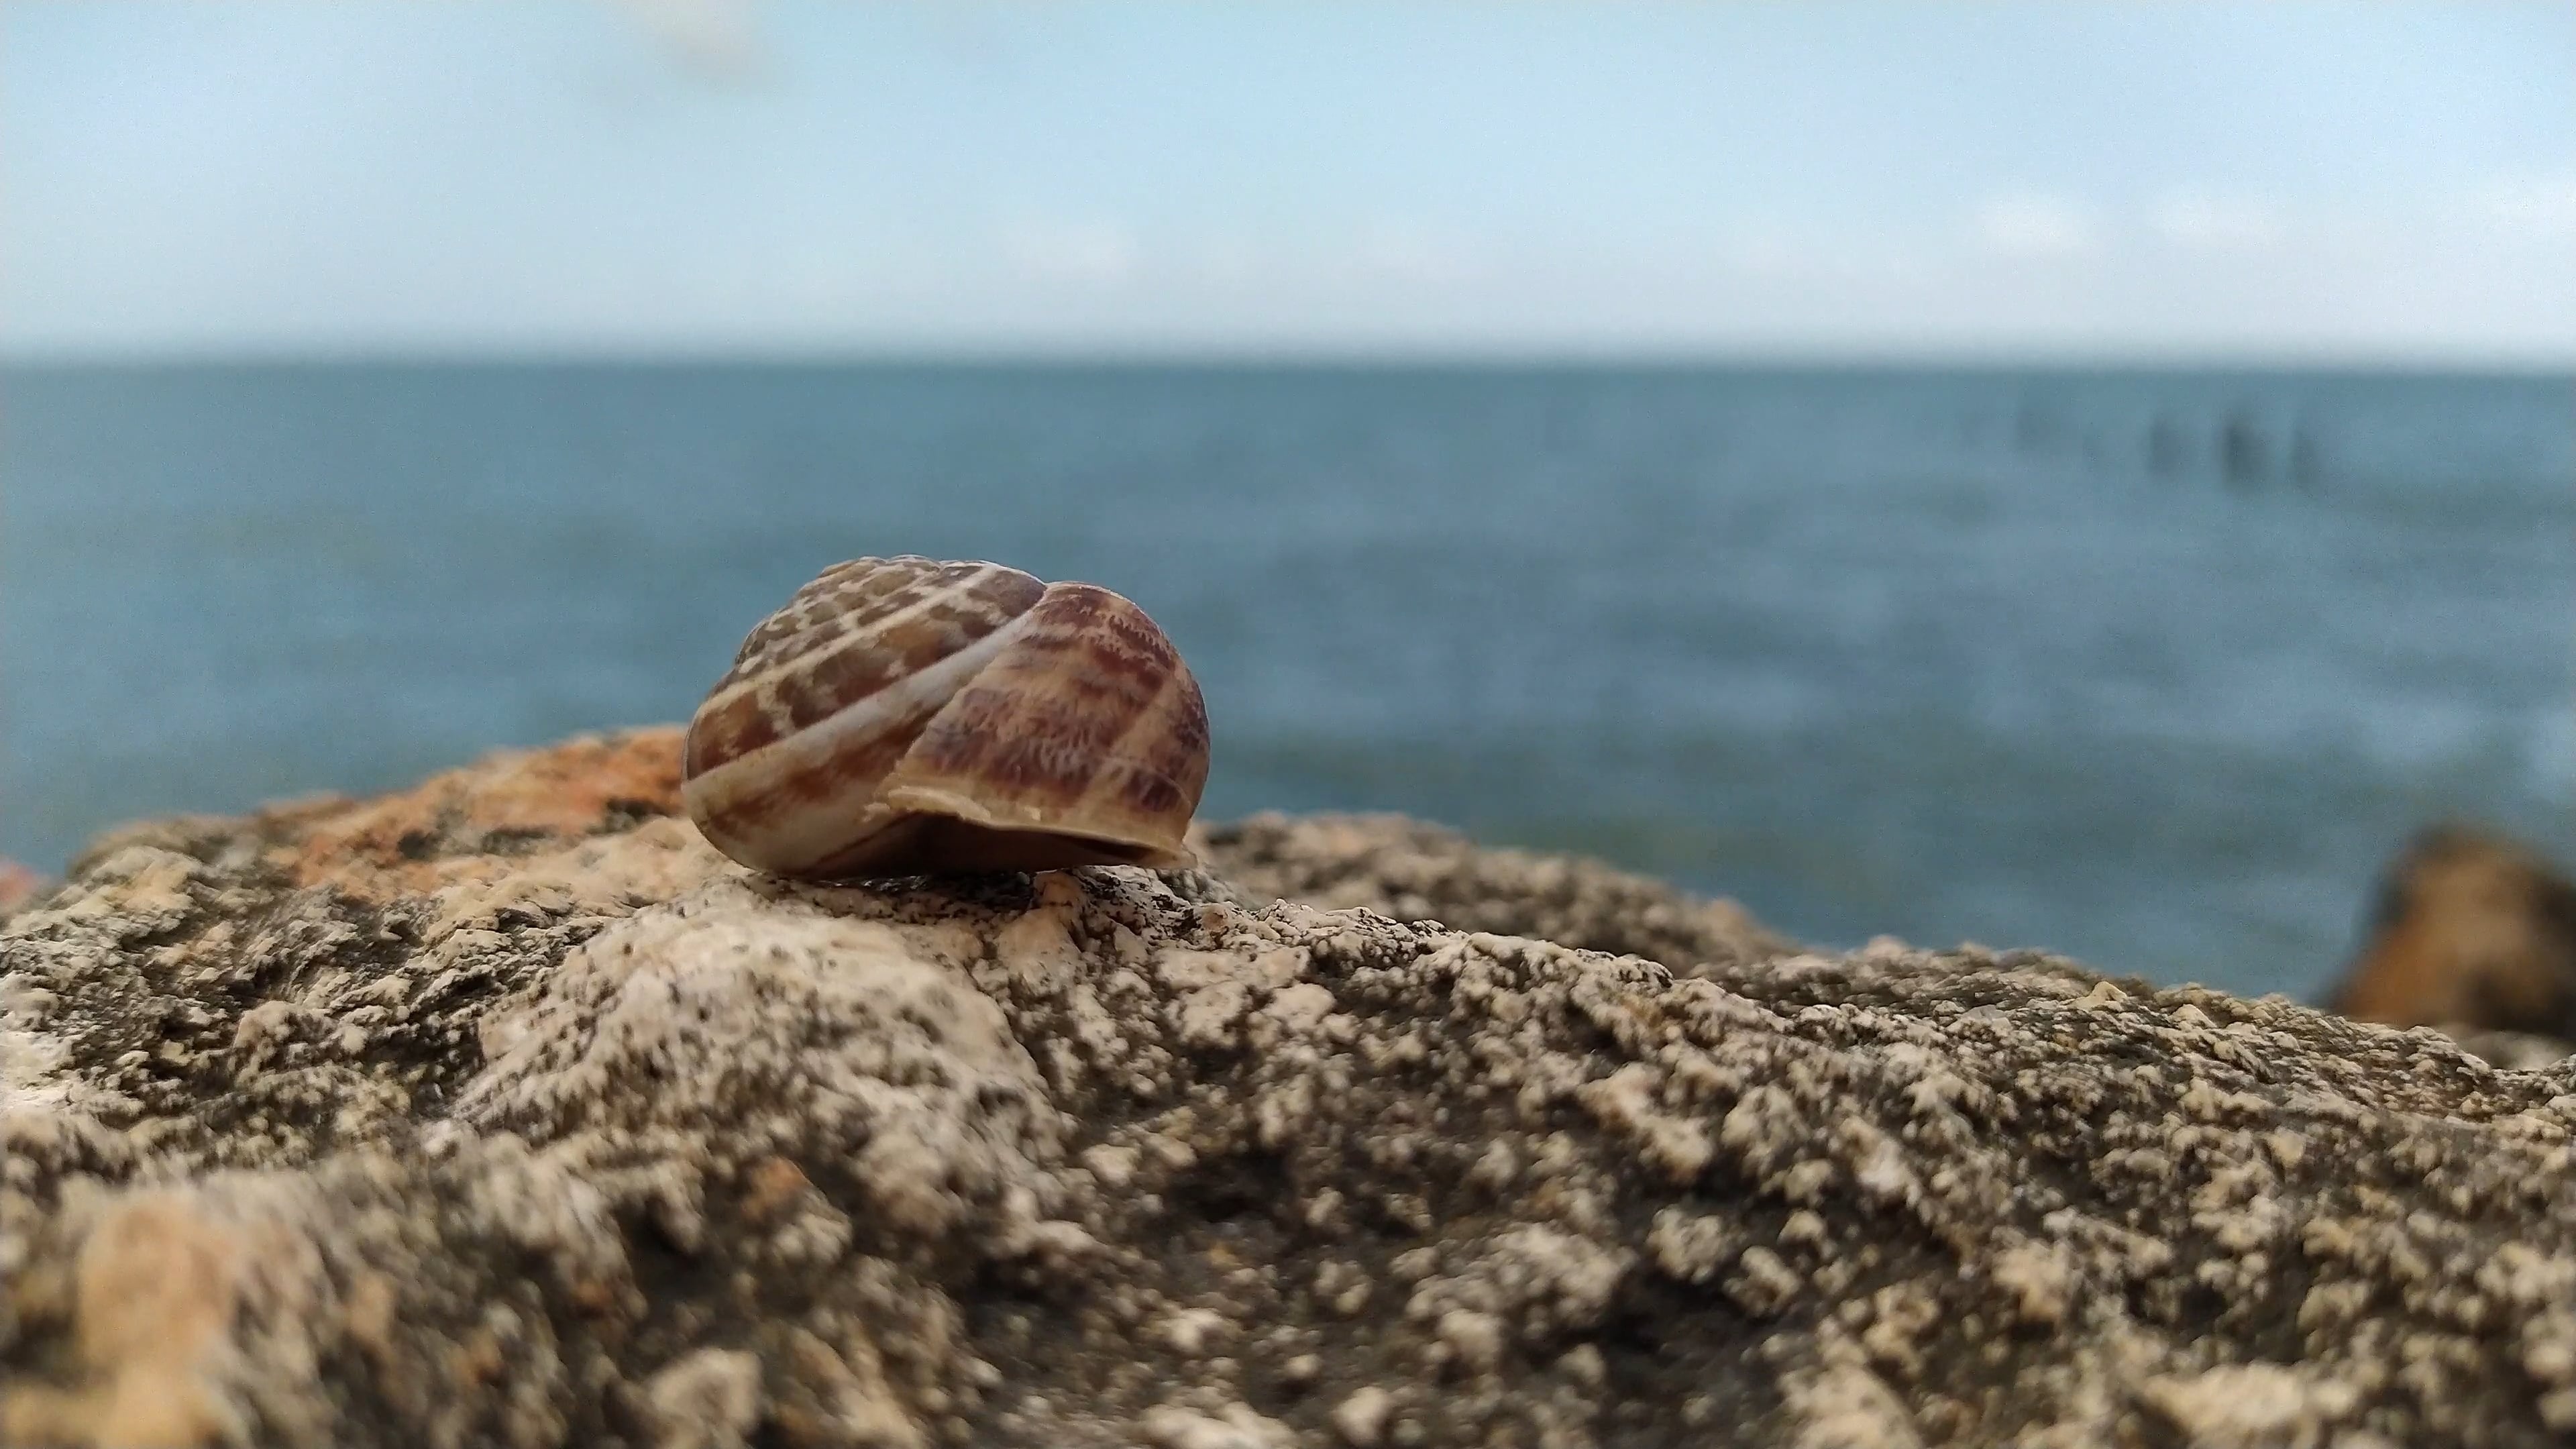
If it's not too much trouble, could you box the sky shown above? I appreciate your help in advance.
[3,0,2573,362]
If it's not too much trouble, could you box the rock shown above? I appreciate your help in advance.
[1330,1385,1393,1446]
[2323,824,2576,1053]
[1192,810,1788,970]
[7,727,2576,1444]
[639,1348,763,1449]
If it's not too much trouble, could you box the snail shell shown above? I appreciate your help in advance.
[682,556,1210,878]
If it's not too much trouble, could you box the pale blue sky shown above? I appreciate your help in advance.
[5,1,2572,360]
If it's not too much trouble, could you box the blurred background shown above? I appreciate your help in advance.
[3,1,2571,1001]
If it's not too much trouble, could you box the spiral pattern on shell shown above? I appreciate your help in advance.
[682,557,1211,878]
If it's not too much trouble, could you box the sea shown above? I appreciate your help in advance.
[5,362,2571,1001]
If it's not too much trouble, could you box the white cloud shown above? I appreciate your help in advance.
[1974,194,2100,259]
[599,0,767,82]
[1003,220,1140,285]
[1187,235,1263,287]
[1347,219,1474,284]
[2473,170,2576,239]
[1717,221,1807,278]
[2149,191,2284,252]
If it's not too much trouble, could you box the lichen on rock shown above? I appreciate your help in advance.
[6,726,2576,1446]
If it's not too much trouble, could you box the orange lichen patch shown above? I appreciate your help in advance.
[278,727,685,897]
[739,1155,817,1227]
[0,857,51,913]
[0,1195,247,1449]
[2324,825,2576,1037]
[342,1273,401,1372]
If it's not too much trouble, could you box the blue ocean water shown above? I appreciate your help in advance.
[4,362,2570,998]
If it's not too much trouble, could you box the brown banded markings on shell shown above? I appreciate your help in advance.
[681,556,1211,878]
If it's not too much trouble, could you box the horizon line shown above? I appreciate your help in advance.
[6,342,2575,377]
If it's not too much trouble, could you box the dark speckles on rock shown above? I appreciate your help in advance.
[5,749,2576,1446]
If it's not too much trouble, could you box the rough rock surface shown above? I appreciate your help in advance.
[9,727,2576,1446]
[1192,813,1790,974]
